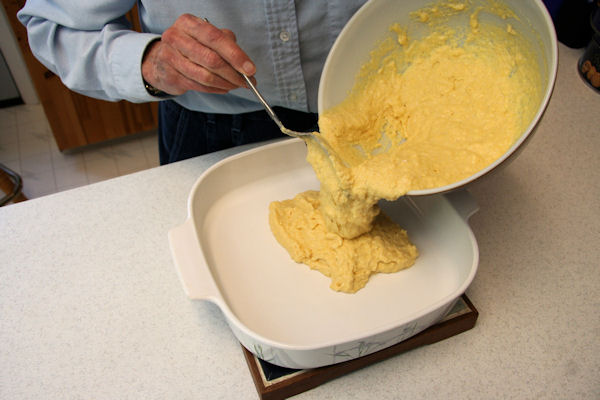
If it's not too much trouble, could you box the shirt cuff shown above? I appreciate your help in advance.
[110,32,168,102]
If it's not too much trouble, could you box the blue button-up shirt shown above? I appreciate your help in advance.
[18,0,366,114]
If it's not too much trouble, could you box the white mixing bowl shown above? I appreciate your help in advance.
[318,0,558,196]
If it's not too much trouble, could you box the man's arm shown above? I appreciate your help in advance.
[18,1,255,102]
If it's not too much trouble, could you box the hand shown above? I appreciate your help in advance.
[141,14,256,96]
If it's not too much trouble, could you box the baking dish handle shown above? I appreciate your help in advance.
[168,219,222,301]
[446,189,479,221]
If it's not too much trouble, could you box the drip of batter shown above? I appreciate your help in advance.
[269,0,542,293]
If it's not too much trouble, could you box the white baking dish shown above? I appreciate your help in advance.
[169,138,479,369]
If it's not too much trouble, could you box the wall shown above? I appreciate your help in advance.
[0,5,38,104]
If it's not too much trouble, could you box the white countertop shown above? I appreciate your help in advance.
[1,43,598,399]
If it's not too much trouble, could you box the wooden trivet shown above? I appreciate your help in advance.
[242,294,478,400]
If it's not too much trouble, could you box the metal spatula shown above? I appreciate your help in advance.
[241,74,320,141]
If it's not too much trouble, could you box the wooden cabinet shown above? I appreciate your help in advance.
[1,0,158,151]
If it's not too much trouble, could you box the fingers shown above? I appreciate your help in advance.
[161,22,244,90]
[141,14,256,96]
[220,28,236,42]
[142,41,230,95]
[218,28,257,86]
[174,15,255,83]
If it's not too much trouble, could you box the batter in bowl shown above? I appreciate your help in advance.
[270,0,542,293]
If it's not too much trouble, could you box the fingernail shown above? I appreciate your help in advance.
[242,61,256,75]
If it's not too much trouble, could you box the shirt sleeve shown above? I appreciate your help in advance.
[17,0,162,103]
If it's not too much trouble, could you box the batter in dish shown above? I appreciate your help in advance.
[270,0,542,293]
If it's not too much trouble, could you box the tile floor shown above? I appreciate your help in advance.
[0,103,160,201]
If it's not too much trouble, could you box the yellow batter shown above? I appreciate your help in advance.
[269,191,418,293]
[269,0,542,293]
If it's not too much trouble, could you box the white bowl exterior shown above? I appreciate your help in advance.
[317,0,558,196]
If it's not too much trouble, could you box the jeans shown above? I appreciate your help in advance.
[158,100,319,165]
